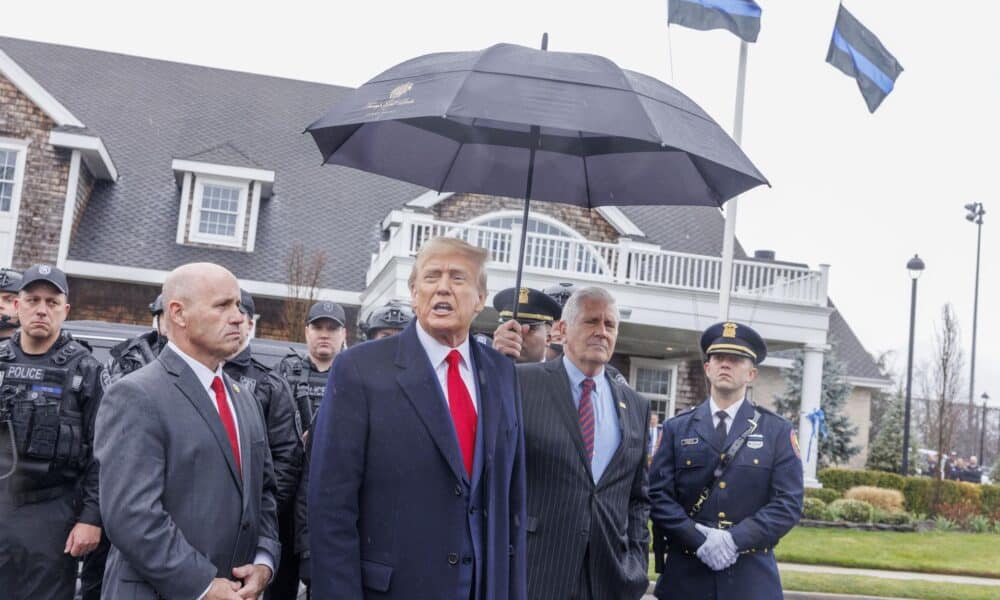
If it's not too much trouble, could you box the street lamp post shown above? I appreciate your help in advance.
[965,203,985,432]
[902,254,925,476]
[980,393,989,463]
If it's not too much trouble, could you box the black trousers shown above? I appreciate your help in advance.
[0,492,77,600]
[265,506,300,600]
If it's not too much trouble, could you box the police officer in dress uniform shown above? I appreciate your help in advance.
[0,268,22,340]
[0,265,107,600]
[359,300,413,341]
[222,289,304,600]
[649,322,804,600]
[490,287,562,364]
[275,300,347,430]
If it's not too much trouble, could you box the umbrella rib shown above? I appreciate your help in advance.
[578,129,593,208]
[685,155,725,208]
[437,136,465,192]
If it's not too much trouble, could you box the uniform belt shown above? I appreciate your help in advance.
[6,483,74,507]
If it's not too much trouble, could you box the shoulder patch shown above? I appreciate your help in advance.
[791,429,801,459]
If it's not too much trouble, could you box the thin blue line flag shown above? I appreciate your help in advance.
[826,5,904,113]
[668,0,762,43]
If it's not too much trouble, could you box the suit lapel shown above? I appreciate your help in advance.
[160,347,243,492]
[692,399,722,452]
[469,341,499,496]
[547,359,592,473]
[395,323,469,485]
[723,400,757,449]
[225,373,251,512]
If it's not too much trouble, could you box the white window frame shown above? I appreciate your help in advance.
[188,175,250,248]
[466,209,587,241]
[0,137,28,215]
[629,357,680,419]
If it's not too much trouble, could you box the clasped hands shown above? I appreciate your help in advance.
[205,564,272,600]
[694,523,738,571]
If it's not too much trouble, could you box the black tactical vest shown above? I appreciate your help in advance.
[279,354,329,428]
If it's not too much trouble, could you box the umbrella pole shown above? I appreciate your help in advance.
[512,124,540,322]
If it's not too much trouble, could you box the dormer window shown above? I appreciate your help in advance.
[190,178,248,247]
[172,155,274,253]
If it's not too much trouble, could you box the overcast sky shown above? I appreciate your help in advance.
[5,1,999,405]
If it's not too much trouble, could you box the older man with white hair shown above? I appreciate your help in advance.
[516,287,651,600]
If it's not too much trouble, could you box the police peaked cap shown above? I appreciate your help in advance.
[700,321,767,365]
[493,287,562,324]
[0,268,22,294]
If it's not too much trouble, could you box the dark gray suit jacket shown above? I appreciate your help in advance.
[518,358,650,600]
[95,346,280,599]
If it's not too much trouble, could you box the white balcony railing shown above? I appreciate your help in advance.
[369,211,829,306]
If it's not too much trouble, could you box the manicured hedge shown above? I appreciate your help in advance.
[819,468,1000,518]
[818,468,905,492]
[805,487,842,503]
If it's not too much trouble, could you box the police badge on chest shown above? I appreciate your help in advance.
[746,433,764,450]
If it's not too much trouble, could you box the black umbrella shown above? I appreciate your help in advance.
[307,36,768,317]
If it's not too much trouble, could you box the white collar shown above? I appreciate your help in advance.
[415,320,472,370]
[167,341,224,389]
[709,396,744,423]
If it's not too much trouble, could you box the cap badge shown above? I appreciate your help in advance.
[518,288,530,305]
[323,302,333,311]
[722,322,738,339]
[39,265,52,275]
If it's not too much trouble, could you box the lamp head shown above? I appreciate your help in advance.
[906,254,925,280]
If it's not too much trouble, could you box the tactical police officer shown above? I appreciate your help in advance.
[490,287,562,363]
[0,265,107,599]
[223,289,304,600]
[359,299,413,341]
[275,300,347,429]
[105,293,169,383]
[0,268,22,340]
[649,322,804,600]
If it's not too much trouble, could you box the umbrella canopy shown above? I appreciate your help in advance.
[307,42,767,208]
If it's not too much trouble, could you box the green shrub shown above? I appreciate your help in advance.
[903,477,982,517]
[981,484,1000,519]
[967,515,991,533]
[803,497,827,520]
[818,468,905,492]
[806,487,842,503]
[829,498,874,523]
[873,509,913,526]
[934,515,957,531]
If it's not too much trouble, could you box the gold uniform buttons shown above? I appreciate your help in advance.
[718,512,726,519]
[753,458,760,465]
[719,481,727,489]
[686,459,692,466]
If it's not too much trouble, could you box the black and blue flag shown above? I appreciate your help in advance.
[826,5,904,113]
[667,0,762,43]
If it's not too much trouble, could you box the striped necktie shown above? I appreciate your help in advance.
[579,377,596,463]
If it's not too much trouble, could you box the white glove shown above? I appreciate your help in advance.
[695,523,738,571]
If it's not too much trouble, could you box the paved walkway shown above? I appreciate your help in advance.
[777,562,1000,587]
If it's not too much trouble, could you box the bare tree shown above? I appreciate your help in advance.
[281,243,327,342]
[919,303,965,481]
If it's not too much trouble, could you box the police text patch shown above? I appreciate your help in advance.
[681,437,700,446]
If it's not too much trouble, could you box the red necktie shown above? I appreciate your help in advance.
[579,378,596,463]
[445,350,477,477]
[211,376,242,475]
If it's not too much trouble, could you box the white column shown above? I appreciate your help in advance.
[798,343,828,488]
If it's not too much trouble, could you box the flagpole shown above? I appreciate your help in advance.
[718,39,749,321]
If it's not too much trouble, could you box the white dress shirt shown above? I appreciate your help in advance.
[415,321,480,413]
[166,342,274,597]
[708,396,745,436]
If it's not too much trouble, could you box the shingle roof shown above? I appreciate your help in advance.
[1,36,750,289]
[827,301,885,381]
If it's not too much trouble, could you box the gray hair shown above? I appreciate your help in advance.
[561,286,619,326]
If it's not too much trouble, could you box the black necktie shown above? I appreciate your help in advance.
[715,410,728,448]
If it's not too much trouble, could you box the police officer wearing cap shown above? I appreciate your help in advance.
[223,289,304,600]
[359,300,413,341]
[0,264,107,599]
[275,300,347,429]
[0,268,22,340]
[649,322,803,600]
[491,287,562,363]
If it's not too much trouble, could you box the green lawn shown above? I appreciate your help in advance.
[780,572,999,600]
[775,527,1000,578]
